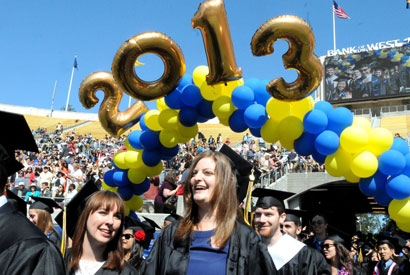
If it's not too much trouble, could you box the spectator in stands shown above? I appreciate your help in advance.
[40,182,52,197]
[154,171,179,213]
[53,184,65,205]
[14,170,25,187]
[39,166,53,185]
[12,182,28,198]
[64,183,77,204]
[25,183,40,202]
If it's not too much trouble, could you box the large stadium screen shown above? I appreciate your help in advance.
[324,44,410,104]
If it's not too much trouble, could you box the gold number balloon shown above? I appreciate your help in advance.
[112,32,186,101]
[79,71,148,137]
[251,15,323,100]
[192,0,242,85]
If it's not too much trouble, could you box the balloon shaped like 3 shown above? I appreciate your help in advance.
[79,71,148,137]
[251,15,323,100]
[112,32,186,101]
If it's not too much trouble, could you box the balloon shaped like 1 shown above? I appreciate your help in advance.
[251,15,323,100]
[192,0,242,85]
[112,32,185,101]
[79,71,148,137]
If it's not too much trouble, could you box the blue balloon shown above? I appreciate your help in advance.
[160,144,179,160]
[128,130,143,150]
[117,185,133,201]
[314,101,333,116]
[232,85,255,110]
[178,74,192,91]
[303,110,328,134]
[386,174,410,200]
[128,211,140,221]
[103,169,117,187]
[179,106,199,127]
[358,171,387,196]
[132,178,150,195]
[140,130,160,150]
[197,116,209,123]
[373,192,392,207]
[181,84,202,107]
[229,110,248,133]
[401,154,410,178]
[249,127,261,138]
[390,137,409,156]
[378,150,406,176]
[294,132,317,156]
[142,149,161,167]
[244,104,268,128]
[139,114,148,131]
[326,107,353,136]
[312,150,326,164]
[245,78,261,92]
[198,99,215,119]
[314,130,340,156]
[164,88,182,109]
[113,170,131,187]
[253,80,271,106]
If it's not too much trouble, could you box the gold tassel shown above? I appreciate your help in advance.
[60,205,67,257]
[244,169,255,226]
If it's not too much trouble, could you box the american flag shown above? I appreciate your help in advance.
[333,1,350,19]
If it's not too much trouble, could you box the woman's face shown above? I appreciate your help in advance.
[86,205,122,247]
[58,185,63,192]
[29,209,39,225]
[322,240,337,262]
[121,229,134,251]
[190,157,217,208]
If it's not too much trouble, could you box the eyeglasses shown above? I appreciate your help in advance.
[311,221,323,225]
[122,234,133,240]
[322,243,335,250]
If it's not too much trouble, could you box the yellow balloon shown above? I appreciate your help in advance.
[218,116,230,127]
[396,221,410,233]
[280,137,294,150]
[114,151,128,169]
[177,123,199,139]
[124,150,143,169]
[350,151,378,178]
[125,195,144,211]
[388,197,410,224]
[279,116,303,141]
[218,79,244,97]
[212,96,235,119]
[145,110,162,131]
[145,161,164,177]
[128,168,146,184]
[102,180,118,192]
[158,109,179,130]
[124,206,130,217]
[193,65,209,87]
[352,117,371,133]
[366,128,393,157]
[124,138,132,150]
[159,129,179,148]
[290,96,314,121]
[340,126,368,153]
[261,118,280,143]
[176,130,191,143]
[200,82,222,101]
[325,148,351,177]
[156,97,169,111]
[266,98,291,122]
[344,169,360,183]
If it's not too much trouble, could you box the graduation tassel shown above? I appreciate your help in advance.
[61,205,67,257]
[243,169,255,226]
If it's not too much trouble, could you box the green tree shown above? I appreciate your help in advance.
[356,214,390,234]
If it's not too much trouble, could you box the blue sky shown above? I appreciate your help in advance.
[1,0,409,112]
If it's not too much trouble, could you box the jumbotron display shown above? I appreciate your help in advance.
[324,44,410,103]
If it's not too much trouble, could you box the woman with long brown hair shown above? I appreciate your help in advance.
[145,150,274,274]
[322,235,360,275]
[64,188,137,274]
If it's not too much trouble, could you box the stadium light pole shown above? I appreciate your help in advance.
[65,55,77,112]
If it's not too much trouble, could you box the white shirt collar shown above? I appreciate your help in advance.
[268,234,305,270]
[0,195,8,208]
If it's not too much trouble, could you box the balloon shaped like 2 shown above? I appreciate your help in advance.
[112,32,186,101]
[79,71,148,137]
[251,15,323,100]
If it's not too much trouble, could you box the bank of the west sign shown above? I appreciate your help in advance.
[327,37,410,56]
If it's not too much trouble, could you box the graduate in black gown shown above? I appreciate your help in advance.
[253,188,330,275]
[0,111,66,275]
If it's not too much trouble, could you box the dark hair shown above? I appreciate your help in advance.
[312,213,328,224]
[123,228,145,271]
[164,171,178,186]
[69,191,125,272]
[325,235,353,273]
[378,240,395,250]
[174,151,238,249]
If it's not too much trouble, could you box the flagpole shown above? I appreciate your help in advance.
[65,55,77,112]
[50,80,57,117]
[332,1,336,52]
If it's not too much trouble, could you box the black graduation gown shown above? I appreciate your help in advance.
[0,202,66,275]
[65,248,138,275]
[48,230,62,250]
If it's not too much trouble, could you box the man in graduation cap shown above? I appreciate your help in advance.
[282,213,303,241]
[253,188,330,275]
[0,111,65,274]
[374,237,408,275]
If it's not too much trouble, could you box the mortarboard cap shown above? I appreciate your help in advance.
[334,74,351,82]
[377,236,402,251]
[0,111,38,183]
[327,234,345,244]
[55,180,99,238]
[218,144,261,203]
[125,216,156,249]
[253,188,295,210]
[284,213,301,226]
[164,212,181,224]
[30,196,61,214]
[141,216,161,230]
[6,189,27,216]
